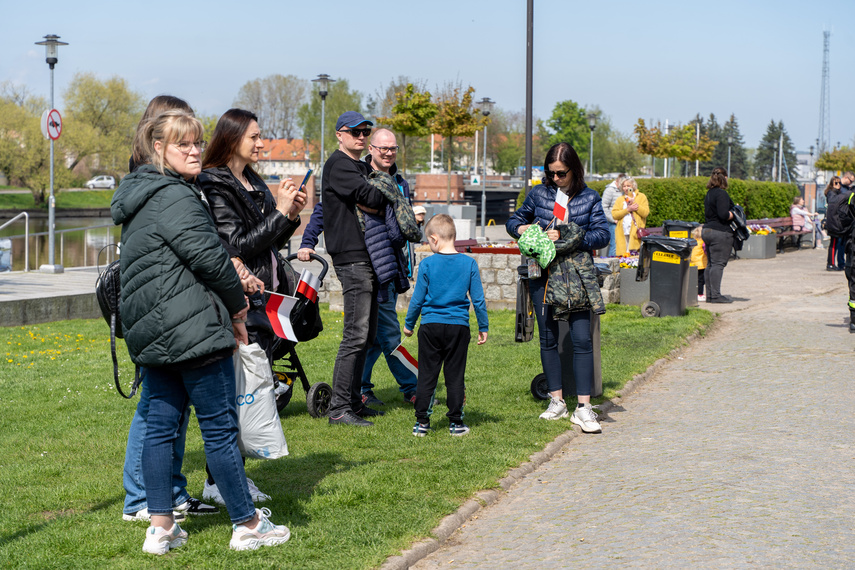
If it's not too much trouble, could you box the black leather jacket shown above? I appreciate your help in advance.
[198,166,300,293]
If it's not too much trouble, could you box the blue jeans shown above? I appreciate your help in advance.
[529,277,594,396]
[142,356,255,524]
[608,223,617,257]
[122,379,191,515]
[361,284,418,396]
[330,262,379,416]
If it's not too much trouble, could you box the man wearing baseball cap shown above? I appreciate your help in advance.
[323,111,389,426]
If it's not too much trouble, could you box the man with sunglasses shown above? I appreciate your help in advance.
[323,111,389,426]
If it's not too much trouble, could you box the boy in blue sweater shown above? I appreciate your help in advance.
[404,214,488,436]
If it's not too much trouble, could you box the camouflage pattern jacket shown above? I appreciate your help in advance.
[544,222,606,318]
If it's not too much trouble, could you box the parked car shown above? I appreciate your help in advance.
[86,175,116,189]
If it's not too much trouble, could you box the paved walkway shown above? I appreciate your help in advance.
[411,246,854,569]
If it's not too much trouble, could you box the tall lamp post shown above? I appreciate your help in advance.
[476,97,494,238]
[772,140,778,182]
[312,74,334,252]
[35,34,67,274]
[587,113,597,177]
[726,135,733,178]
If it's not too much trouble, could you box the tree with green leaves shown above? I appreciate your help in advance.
[62,72,145,175]
[429,83,485,203]
[753,120,797,182]
[375,83,437,176]
[721,114,749,179]
[233,74,308,141]
[815,146,855,172]
[297,79,363,163]
[545,100,590,160]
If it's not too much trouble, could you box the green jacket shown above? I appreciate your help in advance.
[544,222,606,318]
[111,166,245,368]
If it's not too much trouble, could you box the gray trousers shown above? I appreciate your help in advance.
[702,227,734,299]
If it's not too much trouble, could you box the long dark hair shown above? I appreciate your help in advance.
[544,142,585,196]
[202,108,259,170]
[825,176,841,197]
[707,167,728,190]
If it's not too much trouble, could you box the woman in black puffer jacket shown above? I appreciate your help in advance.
[507,142,609,433]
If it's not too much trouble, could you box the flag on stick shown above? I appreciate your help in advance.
[390,343,418,376]
[552,190,569,221]
[265,292,299,342]
[296,269,320,303]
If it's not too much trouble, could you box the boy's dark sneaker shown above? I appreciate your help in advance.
[361,391,385,406]
[412,421,431,437]
[449,422,470,436]
[329,411,373,427]
[174,497,219,516]
[355,405,385,417]
[403,392,416,405]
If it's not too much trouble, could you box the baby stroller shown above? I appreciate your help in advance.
[253,253,332,418]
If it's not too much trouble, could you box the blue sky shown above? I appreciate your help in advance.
[2,0,852,152]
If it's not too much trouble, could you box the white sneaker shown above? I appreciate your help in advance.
[246,478,271,502]
[571,403,602,433]
[202,480,225,505]
[697,294,706,302]
[123,507,185,523]
[142,523,188,555]
[230,507,290,551]
[539,397,569,420]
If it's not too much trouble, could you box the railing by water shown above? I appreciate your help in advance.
[0,212,29,271]
[0,221,119,272]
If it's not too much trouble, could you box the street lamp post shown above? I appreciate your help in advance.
[727,135,733,178]
[35,34,67,274]
[476,97,494,238]
[587,113,597,177]
[772,140,778,182]
[312,74,334,252]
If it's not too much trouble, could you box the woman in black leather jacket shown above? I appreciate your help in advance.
[506,142,608,433]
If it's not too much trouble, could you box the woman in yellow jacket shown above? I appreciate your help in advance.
[611,177,649,256]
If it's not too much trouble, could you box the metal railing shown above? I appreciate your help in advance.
[0,212,29,271]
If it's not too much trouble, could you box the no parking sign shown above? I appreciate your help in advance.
[40,109,62,140]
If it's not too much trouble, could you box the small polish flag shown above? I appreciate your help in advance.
[391,343,418,376]
[296,269,321,304]
[552,190,569,221]
[265,292,299,342]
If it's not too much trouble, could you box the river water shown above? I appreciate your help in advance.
[0,216,121,272]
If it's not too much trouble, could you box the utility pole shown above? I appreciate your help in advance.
[817,30,831,155]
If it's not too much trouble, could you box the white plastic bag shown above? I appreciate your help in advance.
[234,343,289,459]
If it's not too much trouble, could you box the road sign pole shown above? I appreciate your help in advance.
[41,69,62,273]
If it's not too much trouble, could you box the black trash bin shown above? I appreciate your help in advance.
[636,236,697,317]
[662,219,699,239]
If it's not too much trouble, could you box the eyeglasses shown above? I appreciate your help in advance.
[340,128,372,138]
[547,169,570,179]
[371,145,399,154]
[172,140,206,154]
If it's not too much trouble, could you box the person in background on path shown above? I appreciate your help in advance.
[690,225,708,303]
[112,110,290,554]
[824,176,845,271]
[404,214,488,437]
[611,176,648,257]
[298,129,418,406]
[505,142,609,433]
[413,205,427,241]
[601,174,626,257]
[702,167,735,304]
[790,196,822,249]
[323,111,389,427]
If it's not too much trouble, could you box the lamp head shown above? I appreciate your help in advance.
[312,74,335,99]
[35,34,68,69]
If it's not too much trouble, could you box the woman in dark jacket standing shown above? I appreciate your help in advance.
[701,167,735,303]
[112,110,290,554]
[506,142,609,433]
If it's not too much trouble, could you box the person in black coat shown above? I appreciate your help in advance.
[701,167,735,303]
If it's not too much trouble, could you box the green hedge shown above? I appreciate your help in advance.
[517,178,799,227]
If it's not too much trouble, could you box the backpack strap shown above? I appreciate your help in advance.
[110,312,141,399]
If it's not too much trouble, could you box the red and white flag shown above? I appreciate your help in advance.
[391,343,418,376]
[265,292,299,342]
[296,269,320,304]
[552,190,569,221]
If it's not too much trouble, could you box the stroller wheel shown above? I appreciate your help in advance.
[306,382,332,418]
[530,373,550,400]
[273,371,294,413]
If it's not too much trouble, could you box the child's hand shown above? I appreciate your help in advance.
[477,331,488,345]
[403,328,413,337]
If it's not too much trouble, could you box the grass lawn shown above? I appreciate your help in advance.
[0,304,713,569]
[0,190,115,210]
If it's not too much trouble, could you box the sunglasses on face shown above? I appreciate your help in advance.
[547,169,570,179]
[340,128,372,138]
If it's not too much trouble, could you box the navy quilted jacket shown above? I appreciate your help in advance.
[506,183,610,253]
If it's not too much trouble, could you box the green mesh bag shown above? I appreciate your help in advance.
[518,224,556,268]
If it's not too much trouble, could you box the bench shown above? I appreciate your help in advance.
[453,239,479,253]
[746,217,811,252]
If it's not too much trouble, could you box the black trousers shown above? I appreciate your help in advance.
[415,323,470,424]
[702,227,734,299]
[845,238,855,316]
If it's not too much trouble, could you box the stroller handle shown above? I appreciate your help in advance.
[284,252,329,282]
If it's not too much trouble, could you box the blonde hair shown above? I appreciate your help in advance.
[425,213,456,242]
[138,110,203,175]
[691,225,703,240]
[621,176,638,192]
[132,96,194,167]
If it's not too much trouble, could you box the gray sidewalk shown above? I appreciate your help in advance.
[410,246,855,569]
